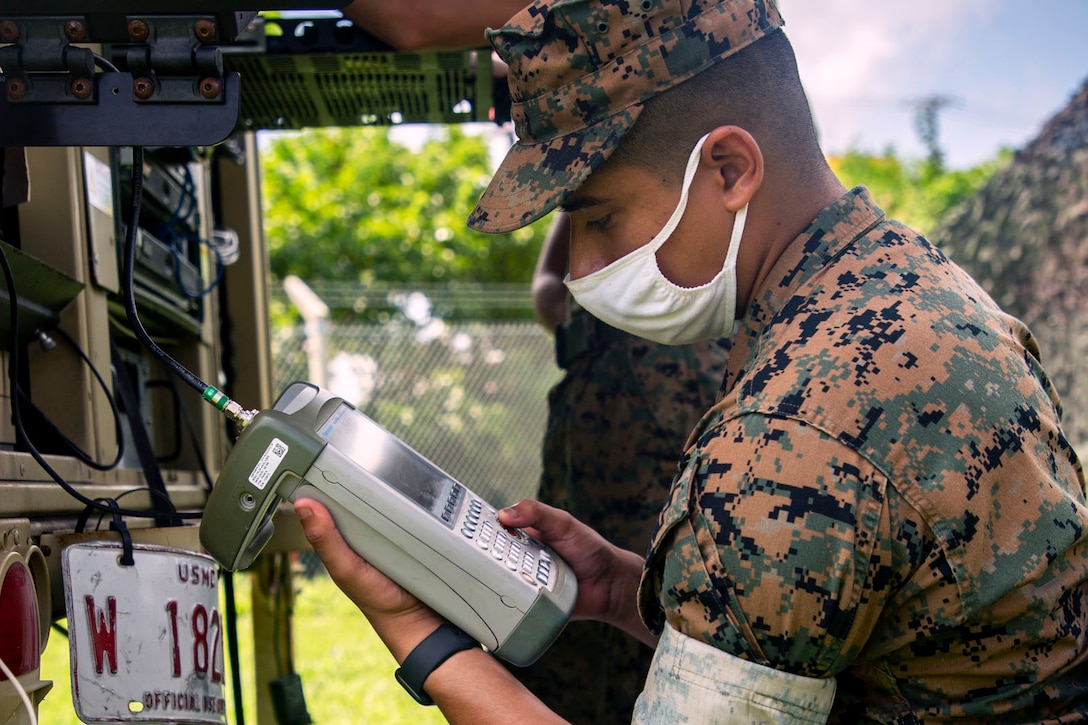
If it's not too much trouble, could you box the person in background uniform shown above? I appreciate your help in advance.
[302,0,1088,722]
[527,212,729,723]
[344,4,731,720]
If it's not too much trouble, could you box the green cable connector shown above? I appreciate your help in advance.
[203,386,230,410]
[202,385,259,430]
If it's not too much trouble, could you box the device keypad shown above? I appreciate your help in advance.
[441,482,465,524]
[459,498,554,590]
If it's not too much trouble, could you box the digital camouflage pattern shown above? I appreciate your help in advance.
[634,623,836,724]
[511,312,730,724]
[637,187,1088,722]
[468,0,783,233]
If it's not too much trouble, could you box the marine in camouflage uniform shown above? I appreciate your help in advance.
[635,186,1088,722]
[296,0,1088,721]
[514,302,729,724]
[466,0,1088,720]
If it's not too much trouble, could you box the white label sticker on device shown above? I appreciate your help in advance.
[248,438,288,490]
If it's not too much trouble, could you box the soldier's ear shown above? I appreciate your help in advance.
[702,126,763,212]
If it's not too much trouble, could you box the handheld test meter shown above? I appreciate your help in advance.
[200,381,576,666]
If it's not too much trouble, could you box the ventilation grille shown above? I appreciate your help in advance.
[224,17,507,130]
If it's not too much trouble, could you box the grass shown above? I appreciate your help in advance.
[37,572,448,724]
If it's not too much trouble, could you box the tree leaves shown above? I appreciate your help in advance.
[262,126,546,288]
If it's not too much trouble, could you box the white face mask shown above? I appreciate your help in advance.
[564,133,747,345]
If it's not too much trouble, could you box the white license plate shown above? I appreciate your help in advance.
[62,542,226,723]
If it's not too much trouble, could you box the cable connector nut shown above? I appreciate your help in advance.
[223,400,258,429]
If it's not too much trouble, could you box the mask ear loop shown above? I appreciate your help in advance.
[654,141,748,293]
[723,204,748,270]
[563,133,712,290]
[645,132,711,256]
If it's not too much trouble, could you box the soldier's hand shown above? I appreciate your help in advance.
[498,499,656,646]
[294,497,434,622]
[532,273,570,330]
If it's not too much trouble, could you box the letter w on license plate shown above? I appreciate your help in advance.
[63,542,226,723]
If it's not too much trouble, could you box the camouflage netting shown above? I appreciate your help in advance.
[936,79,1088,450]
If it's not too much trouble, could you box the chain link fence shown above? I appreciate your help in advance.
[270,283,562,508]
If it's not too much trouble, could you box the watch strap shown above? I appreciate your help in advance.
[395,623,480,706]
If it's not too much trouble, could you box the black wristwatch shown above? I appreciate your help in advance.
[395,623,480,706]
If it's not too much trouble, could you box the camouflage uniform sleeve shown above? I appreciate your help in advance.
[644,410,934,679]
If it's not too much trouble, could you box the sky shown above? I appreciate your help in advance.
[317,1,1088,171]
[777,0,1088,168]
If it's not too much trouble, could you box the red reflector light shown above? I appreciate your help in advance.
[0,559,40,679]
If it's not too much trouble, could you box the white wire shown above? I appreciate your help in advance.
[0,653,38,725]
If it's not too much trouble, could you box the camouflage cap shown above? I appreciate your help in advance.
[467,0,784,234]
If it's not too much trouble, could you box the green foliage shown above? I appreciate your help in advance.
[261,125,544,289]
[829,146,1012,235]
[262,127,556,505]
[291,575,449,724]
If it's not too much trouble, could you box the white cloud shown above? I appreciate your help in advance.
[777,0,996,160]
[782,0,988,96]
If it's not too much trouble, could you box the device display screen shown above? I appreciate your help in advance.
[318,403,454,518]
